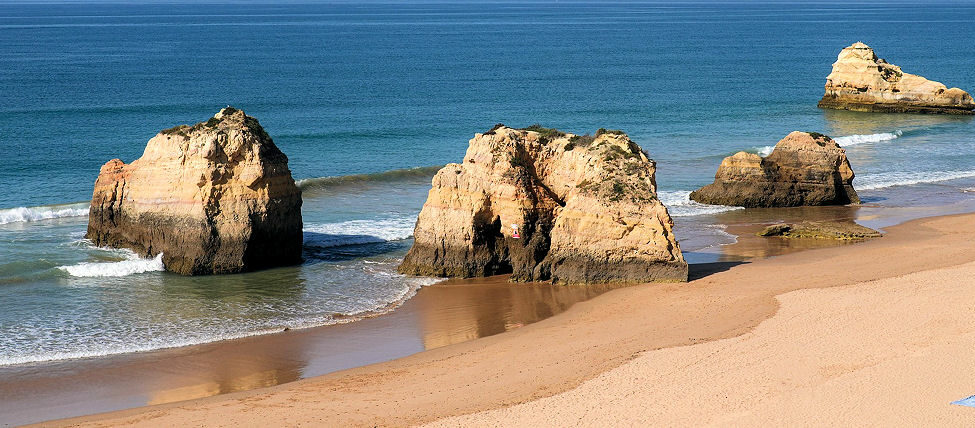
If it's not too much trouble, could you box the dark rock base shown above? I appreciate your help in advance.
[818,98,975,115]
[689,182,860,208]
[399,242,688,284]
[86,208,303,276]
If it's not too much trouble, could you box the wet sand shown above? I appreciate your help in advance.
[35,212,975,427]
[3,203,887,427]
[0,277,605,426]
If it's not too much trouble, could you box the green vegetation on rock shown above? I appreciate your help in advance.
[521,124,566,142]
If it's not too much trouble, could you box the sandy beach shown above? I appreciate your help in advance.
[0,276,605,426]
[5,3,975,428]
[37,212,975,427]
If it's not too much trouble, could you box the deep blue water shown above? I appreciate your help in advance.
[2,1,975,367]
[4,1,975,207]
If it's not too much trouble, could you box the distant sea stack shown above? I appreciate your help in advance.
[86,107,303,275]
[399,125,687,284]
[818,42,975,115]
[690,131,859,208]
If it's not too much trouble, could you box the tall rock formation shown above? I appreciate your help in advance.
[690,131,859,207]
[399,125,687,285]
[818,42,975,114]
[87,107,303,275]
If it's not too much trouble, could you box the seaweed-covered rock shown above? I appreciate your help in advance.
[758,221,882,240]
[398,125,687,285]
[86,107,303,275]
[690,131,859,207]
[818,42,975,115]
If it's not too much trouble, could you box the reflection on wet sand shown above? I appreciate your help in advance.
[711,205,867,261]
[0,272,609,426]
[416,276,607,350]
[147,362,303,406]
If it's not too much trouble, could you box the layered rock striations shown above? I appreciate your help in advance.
[690,131,859,207]
[87,107,303,275]
[818,42,975,114]
[399,125,687,284]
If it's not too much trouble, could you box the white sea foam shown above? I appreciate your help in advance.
[58,252,165,277]
[0,271,442,366]
[0,202,89,225]
[706,223,738,245]
[755,145,774,156]
[834,130,902,147]
[0,326,284,366]
[303,216,416,247]
[657,190,744,217]
[748,131,901,155]
[857,170,975,191]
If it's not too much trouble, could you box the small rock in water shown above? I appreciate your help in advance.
[758,221,882,240]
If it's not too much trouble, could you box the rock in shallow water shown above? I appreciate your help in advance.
[398,125,687,285]
[86,107,303,275]
[758,221,882,240]
[818,42,975,115]
[690,131,860,208]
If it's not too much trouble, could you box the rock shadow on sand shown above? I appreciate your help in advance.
[687,261,750,281]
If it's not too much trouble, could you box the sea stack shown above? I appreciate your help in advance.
[399,125,687,285]
[689,131,859,208]
[818,42,975,114]
[86,107,303,275]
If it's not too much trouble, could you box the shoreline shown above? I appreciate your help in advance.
[1,201,879,426]
[35,210,975,427]
[0,275,605,427]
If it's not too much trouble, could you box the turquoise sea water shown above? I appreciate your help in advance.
[2,1,975,366]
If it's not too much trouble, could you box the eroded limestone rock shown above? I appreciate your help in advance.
[690,131,859,207]
[818,42,975,114]
[86,107,303,275]
[399,125,687,284]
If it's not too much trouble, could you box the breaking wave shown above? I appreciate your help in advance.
[857,169,975,191]
[0,269,441,366]
[0,202,89,225]
[748,131,902,156]
[303,216,416,248]
[657,190,743,217]
[834,130,902,147]
[297,166,442,191]
[58,252,165,277]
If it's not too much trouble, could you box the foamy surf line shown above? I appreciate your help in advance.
[750,130,903,155]
[0,202,89,225]
[858,170,975,191]
[303,216,416,247]
[835,130,902,146]
[57,252,165,278]
[657,190,743,217]
[0,274,443,366]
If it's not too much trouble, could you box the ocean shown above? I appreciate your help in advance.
[2,1,975,367]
